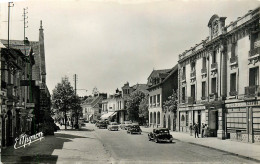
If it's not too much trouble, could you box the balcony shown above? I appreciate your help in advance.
[209,93,218,100]
[201,68,207,74]
[211,63,218,70]
[229,90,237,96]
[249,47,260,57]
[187,97,194,105]
[190,70,196,78]
[245,85,260,97]
[230,56,238,64]
[181,75,186,81]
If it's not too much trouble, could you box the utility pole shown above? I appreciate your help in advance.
[74,74,77,95]
[8,2,14,49]
[23,7,29,54]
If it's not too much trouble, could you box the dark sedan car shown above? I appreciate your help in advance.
[148,128,173,143]
[127,125,142,134]
[99,121,107,129]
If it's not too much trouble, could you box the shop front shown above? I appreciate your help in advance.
[225,100,260,143]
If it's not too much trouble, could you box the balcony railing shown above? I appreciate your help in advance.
[211,63,218,70]
[201,68,207,74]
[181,75,186,81]
[190,70,196,78]
[230,56,238,63]
[209,93,218,100]
[249,47,260,57]
[188,97,194,105]
[229,90,238,96]
[245,85,260,97]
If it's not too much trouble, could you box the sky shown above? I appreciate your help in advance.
[0,0,259,96]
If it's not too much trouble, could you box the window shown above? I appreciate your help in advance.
[153,95,156,106]
[231,42,237,58]
[212,51,216,64]
[191,62,196,71]
[186,111,189,126]
[191,85,195,99]
[183,66,186,77]
[150,96,152,106]
[202,57,207,69]
[249,67,259,86]
[212,78,217,93]
[202,81,206,98]
[157,94,160,106]
[230,73,237,92]
[182,87,186,102]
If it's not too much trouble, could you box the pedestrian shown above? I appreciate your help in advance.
[189,123,193,136]
[194,123,199,138]
[201,123,205,138]
[204,124,208,137]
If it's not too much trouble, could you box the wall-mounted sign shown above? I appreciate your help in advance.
[26,103,35,108]
[226,101,260,108]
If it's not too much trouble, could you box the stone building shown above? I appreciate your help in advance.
[0,21,52,147]
[148,66,178,130]
[177,7,260,143]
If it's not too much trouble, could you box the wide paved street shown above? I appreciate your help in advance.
[1,123,257,163]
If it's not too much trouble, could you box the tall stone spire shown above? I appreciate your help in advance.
[39,20,46,83]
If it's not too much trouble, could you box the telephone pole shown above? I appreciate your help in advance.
[74,74,77,95]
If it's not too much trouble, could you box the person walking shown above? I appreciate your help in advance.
[201,123,205,138]
[204,124,208,137]
[189,123,193,136]
[194,123,199,138]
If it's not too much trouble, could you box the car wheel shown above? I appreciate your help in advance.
[169,140,172,143]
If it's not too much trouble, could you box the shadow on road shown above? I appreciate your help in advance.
[1,132,88,164]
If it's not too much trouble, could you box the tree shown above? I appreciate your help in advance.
[70,94,83,129]
[139,94,149,125]
[126,90,146,122]
[52,77,75,130]
[163,89,178,113]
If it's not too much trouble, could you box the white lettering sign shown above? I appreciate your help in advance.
[14,132,44,149]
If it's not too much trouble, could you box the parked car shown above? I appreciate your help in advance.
[120,121,132,130]
[95,121,101,127]
[99,121,107,129]
[148,128,173,143]
[107,122,119,131]
[127,125,142,134]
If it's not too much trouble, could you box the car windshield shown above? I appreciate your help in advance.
[158,129,169,133]
[132,125,139,128]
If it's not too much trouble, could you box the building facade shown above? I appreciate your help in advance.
[148,66,178,130]
[177,7,260,143]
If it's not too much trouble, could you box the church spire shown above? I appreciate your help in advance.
[39,20,46,83]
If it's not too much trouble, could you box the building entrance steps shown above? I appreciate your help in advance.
[140,126,260,162]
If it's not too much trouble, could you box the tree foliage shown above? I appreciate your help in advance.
[163,89,178,113]
[139,94,149,120]
[126,90,146,122]
[52,77,75,129]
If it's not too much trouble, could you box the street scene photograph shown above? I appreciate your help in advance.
[0,0,260,163]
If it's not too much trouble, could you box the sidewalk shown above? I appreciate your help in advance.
[141,126,260,162]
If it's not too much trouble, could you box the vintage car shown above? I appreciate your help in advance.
[127,125,142,134]
[148,128,173,143]
[99,121,107,129]
[107,122,119,131]
[120,121,132,130]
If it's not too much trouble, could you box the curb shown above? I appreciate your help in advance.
[187,142,260,163]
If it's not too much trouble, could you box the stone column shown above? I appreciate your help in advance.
[217,106,225,139]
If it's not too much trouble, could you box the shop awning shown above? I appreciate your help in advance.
[101,112,116,120]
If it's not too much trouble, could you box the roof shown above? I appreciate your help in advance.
[147,69,172,80]
[148,64,178,90]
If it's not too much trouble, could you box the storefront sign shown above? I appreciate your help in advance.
[179,105,206,111]
[26,103,35,108]
[226,101,260,108]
